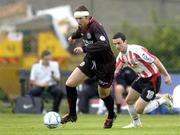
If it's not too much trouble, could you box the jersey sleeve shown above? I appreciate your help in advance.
[137,47,155,64]
[82,23,109,53]
[115,53,124,74]
[71,27,82,39]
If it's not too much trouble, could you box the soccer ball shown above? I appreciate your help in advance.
[43,111,61,129]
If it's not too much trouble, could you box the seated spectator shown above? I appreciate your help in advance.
[29,50,65,113]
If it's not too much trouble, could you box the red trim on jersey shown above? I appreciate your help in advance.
[134,53,140,60]
[134,53,160,78]
[129,51,133,65]
[150,72,160,93]
[83,17,95,32]
[121,53,125,63]
[142,71,148,78]
[116,57,121,68]
[139,59,156,75]
[129,51,132,59]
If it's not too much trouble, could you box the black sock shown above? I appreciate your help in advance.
[116,104,121,113]
[66,85,77,116]
[102,95,115,119]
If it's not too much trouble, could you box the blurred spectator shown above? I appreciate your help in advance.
[29,50,65,113]
[77,77,98,113]
[114,66,137,113]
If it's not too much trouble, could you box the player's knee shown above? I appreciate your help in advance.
[98,90,110,98]
[99,92,109,98]
[65,79,76,87]
[115,85,124,92]
[125,97,134,105]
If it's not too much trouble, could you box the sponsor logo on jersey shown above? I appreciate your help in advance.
[99,35,106,41]
[87,32,92,39]
[142,53,152,62]
[83,39,94,46]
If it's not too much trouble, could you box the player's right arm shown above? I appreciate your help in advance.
[71,28,82,39]
[68,28,82,44]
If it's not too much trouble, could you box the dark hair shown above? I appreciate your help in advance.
[41,50,51,58]
[112,32,126,41]
[75,5,89,12]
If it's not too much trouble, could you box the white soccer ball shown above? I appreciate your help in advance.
[43,111,61,129]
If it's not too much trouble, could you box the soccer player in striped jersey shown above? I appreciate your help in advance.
[112,32,172,128]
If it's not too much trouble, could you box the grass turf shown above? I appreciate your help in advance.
[0,113,179,135]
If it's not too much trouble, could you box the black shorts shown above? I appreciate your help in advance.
[78,56,115,88]
[115,75,129,89]
[115,67,137,87]
[131,74,161,102]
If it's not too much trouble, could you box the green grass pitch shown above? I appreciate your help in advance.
[0,113,179,135]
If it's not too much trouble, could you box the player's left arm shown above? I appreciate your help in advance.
[139,47,172,84]
[153,57,172,84]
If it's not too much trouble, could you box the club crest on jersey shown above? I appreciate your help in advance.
[87,33,91,39]
[100,35,106,41]
[79,61,85,67]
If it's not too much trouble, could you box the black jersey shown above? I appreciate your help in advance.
[71,18,115,64]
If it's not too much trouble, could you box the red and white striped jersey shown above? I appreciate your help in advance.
[115,45,160,78]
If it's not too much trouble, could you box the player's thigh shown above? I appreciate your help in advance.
[135,97,149,114]
[66,67,89,87]
[98,85,111,98]
[96,62,115,88]
[114,84,124,97]
[125,88,140,105]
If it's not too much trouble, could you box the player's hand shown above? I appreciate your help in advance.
[68,36,75,44]
[164,74,172,84]
[51,71,56,80]
[73,47,83,54]
[51,71,60,82]
[40,82,49,88]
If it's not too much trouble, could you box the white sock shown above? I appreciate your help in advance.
[157,96,167,105]
[127,104,141,125]
[97,99,105,114]
[143,96,167,114]
[143,100,159,114]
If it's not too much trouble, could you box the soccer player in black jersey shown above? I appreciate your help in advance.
[61,5,116,128]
